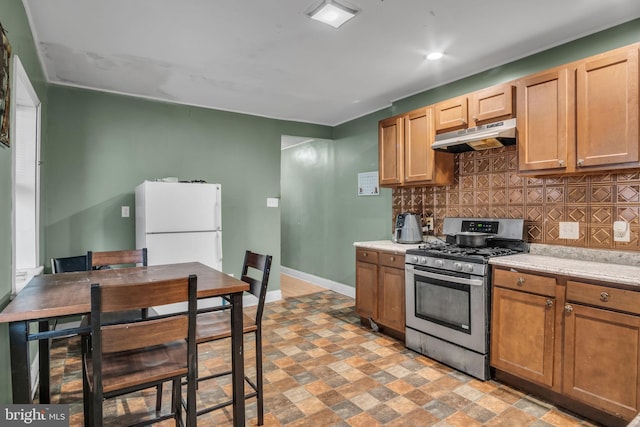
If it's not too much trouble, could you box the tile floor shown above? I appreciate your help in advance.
[48,289,602,426]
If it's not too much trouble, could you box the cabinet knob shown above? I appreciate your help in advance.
[577,159,584,167]
[565,304,574,314]
[472,116,478,121]
[546,299,554,307]
[390,256,395,261]
[517,277,525,286]
[461,119,467,125]
[600,292,609,302]
[558,160,564,166]
[363,252,367,257]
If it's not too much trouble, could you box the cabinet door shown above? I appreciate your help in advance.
[491,286,556,388]
[563,303,640,420]
[576,46,639,169]
[517,68,571,173]
[404,107,434,183]
[378,265,405,334]
[469,83,514,125]
[379,116,403,186]
[355,260,378,320]
[434,96,468,132]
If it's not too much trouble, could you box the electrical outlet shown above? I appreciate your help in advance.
[266,198,279,208]
[559,222,579,239]
[613,220,630,242]
[121,206,130,218]
[424,217,434,230]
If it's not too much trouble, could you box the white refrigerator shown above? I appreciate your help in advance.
[135,181,223,312]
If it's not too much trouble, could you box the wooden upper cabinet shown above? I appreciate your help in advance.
[469,83,515,125]
[517,67,572,173]
[378,116,403,186]
[404,108,434,183]
[576,46,639,169]
[378,107,454,187]
[517,43,640,175]
[435,83,515,133]
[434,96,468,132]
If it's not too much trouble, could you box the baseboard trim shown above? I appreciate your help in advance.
[281,267,355,298]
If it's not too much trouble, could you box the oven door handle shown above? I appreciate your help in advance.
[407,265,484,287]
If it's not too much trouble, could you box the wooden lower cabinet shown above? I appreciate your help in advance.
[491,286,556,388]
[563,300,640,420]
[492,267,640,424]
[355,249,405,339]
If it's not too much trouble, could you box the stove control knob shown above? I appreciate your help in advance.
[453,262,462,271]
[420,257,428,265]
[464,264,474,273]
[435,259,444,267]
[411,256,419,263]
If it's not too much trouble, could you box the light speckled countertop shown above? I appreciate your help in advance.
[354,240,640,287]
[353,237,444,254]
[490,244,640,287]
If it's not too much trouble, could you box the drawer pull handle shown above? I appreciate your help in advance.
[565,304,573,314]
[517,277,525,286]
[600,292,609,302]
[546,299,554,307]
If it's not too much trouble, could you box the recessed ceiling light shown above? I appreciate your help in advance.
[309,0,359,29]
[426,52,444,61]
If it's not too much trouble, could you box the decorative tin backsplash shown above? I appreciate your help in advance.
[392,145,640,250]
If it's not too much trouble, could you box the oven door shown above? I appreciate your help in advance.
[405,263,488,354]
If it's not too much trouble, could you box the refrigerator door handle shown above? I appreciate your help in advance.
[216,231,223,267]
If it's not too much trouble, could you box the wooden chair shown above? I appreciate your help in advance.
[86,248,148,270]
[194,250,272,425]
[81,275,197,427]
[85,248,151,319]
[51,255,87,273]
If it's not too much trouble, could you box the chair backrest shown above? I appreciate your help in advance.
[240,251,272,325]
[89,275,197,396]
[51,255,87,273]
[86,248,148,270]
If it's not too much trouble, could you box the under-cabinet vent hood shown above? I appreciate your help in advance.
[432,118,516,153]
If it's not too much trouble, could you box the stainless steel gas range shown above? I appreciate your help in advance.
[404,217,528,380]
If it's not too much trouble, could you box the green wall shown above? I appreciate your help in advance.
[0,0,48,404]
[281,18,640,288]
[44,86,332,286]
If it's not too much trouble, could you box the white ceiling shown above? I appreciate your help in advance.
[22,0,640,126]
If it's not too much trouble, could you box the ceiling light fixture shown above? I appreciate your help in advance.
[309,0,359,29]
[426,52,444,61]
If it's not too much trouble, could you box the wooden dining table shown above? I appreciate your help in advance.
[0,261,249,426]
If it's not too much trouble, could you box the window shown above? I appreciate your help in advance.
[12,55,41,294]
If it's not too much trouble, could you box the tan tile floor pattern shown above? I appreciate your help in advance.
[47,290,601,426]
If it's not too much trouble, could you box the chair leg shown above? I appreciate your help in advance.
[156,383,163,412]
[172,378,181,427]
[256,330,264,426]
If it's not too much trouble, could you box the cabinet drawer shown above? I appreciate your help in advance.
[567,281,640,315]
[493,268,556,297]
[379,252,405,268]
[356,249,379,264]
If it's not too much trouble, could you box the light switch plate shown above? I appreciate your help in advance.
[559,222,579,239]
[121,206,130,218]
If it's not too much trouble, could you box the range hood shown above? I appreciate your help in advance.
[432,118,516,153]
